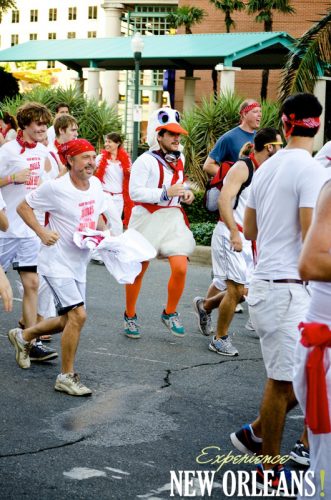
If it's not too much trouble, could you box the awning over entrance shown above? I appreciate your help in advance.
[0,32,295,72]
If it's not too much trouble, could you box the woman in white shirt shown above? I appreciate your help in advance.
[0,111,18,145]
[95,132,133,227]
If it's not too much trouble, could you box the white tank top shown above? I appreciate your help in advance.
[233,183,251,228]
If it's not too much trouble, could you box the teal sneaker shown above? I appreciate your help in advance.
[124,313,140,339]
[161,310,185,337]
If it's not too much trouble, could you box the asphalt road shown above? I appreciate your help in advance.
[0,260,307,499]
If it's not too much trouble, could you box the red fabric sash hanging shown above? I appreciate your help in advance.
[299,321,331,434]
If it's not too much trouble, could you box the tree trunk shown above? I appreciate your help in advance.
[261,69,269,100]
[260,16,272,99]
[212,69,218,99]
[225,11,231,33]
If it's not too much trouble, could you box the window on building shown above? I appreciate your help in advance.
[11,34,19,46]
[47,61,56,69]
[12,10,20,23]
[67,32,76,39]
[123,5,173,36]
[49,8,57,21]
[68,7,77,20]
[30,9,38,22]
[29,33,38,40]
[87,31,96,38]
[48,33,56,40]
[88,6,97,19]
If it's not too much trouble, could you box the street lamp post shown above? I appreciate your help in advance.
[131,32,144,162]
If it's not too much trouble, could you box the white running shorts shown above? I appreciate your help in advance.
[247,279,310,381]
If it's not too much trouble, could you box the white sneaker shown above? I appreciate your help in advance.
[235,303,243,313]
[55,373,92,396]
[8,328,31,369]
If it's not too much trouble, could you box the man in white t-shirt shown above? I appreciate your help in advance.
[47,102,70,145]
[8,139,108,397]
[45,114,79,179]
[0,102,58,362]
[230,93,328,494]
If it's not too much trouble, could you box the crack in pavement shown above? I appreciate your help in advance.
[0,436,87,459]
[161,357,262,388]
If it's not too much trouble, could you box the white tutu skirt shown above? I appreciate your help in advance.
[129,206,196,257]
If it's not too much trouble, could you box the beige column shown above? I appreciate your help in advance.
[87,68,102,100]
[180,76,200,112]
[100,1,124,107]
[215,64,241,95]
[73,76,85,94]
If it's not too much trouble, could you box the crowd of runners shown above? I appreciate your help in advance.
[0,93,331,498]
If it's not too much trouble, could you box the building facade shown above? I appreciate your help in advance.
[0,0,329,145]
[175,0,330,105]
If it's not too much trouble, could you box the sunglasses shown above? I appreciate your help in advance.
[264,142,283,147]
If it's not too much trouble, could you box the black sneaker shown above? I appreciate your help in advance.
[230,424,262,455]
[290,440,310,466]
[30,342,58,362]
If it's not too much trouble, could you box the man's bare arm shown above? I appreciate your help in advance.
[0,210,8,232]
[299,182,331,281]
[0,266,13,312]
[17,200,59,246]
[203,156,219,177]
[219,161,249,251]
[243,207,258,241]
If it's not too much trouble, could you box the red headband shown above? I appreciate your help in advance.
[240,102,260,115]
[281,113,320,138]
[58,139,95,162]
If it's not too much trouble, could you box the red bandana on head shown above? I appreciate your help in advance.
[281,113,320,138]
[16,129,37,154]
[57,139,95,163]
[240,102,260,116]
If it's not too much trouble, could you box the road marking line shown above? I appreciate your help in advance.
[105,467,130,475]
[86,350,181,365]
[63,467,106,480]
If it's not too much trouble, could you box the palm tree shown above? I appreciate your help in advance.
[209,0,245,33]
[166,6,206,35]
[247,0,295,100]
[279,8,331,101]
[0,0,16,13]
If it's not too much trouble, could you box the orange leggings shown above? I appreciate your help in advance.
[125,255,188,317]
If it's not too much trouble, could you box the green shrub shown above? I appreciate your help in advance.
[184,190,216,224]
[190,222,215,246]
[0,86,122,149]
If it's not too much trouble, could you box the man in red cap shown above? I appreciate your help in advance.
[8,139,109,396]
[123,108,195,338]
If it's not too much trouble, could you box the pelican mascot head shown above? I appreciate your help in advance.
[146,107,188,151]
